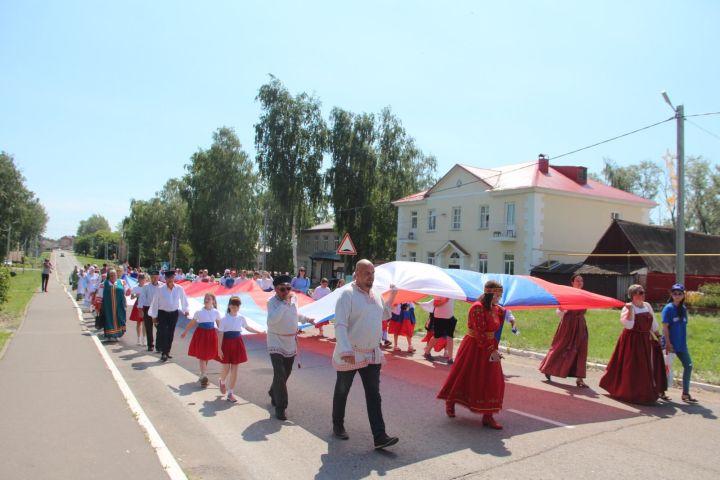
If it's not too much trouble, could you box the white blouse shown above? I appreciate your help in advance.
[194,308,221,326]
[620,303,659,332]
[219,313,249,333]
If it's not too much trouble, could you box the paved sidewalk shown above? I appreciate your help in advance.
[0,271,168,479]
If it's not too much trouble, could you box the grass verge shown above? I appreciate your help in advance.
[0,270,40,352]
[412,302,720,385]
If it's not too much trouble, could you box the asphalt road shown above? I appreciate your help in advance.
[58,252,720,480]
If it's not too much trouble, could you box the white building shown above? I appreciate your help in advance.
[392,157,655,275]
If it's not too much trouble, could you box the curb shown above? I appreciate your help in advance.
[56,251,188,480]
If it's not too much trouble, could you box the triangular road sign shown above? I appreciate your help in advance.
[336,233,357,256]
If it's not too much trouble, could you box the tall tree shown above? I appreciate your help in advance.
[255,76,328,271]
[685,156,720,235]
[77,214,110,237]
[0,152,48,258]
[327,107,437,265]
[184,127,260,273]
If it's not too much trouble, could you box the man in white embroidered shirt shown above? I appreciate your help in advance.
[332,259,399,450]
[266,275,314,421]
[149,270,189,362]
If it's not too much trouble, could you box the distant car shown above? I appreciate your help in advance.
[60,253,65,257]
[2,259,12,267]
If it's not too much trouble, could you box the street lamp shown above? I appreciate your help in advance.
[660,90,685,284]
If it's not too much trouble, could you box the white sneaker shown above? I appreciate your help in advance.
[141,337,146,346]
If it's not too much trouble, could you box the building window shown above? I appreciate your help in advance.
[323,235,329,250]
[478,253,488,273]
[314,236,319,251]
[427,252,435,265]
[409,251,416,262]
[411,211,418,229]
[334,238,339,249]
[505,202,515,227]
[428,209,436,231]
[479,205,490,230]
[451,206,461,230]
[504,253,515,275]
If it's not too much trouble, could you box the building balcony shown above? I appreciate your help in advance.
[398,229,418,244]
[489,225,517,242]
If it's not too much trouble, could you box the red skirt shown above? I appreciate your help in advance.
[421,330,447,352]
[437,335,504,414]
[220,336,248,364]
[382,319,388,332]
[538,311,588,378]
[129,302,144,322]
[599,330,667,404]
[388,319,414,336]
[188,327,219,360]
[93,295,102,312]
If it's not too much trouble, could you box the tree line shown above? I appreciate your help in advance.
[597,155,720,235]
[0,152,49,260]
[111,76,437,273]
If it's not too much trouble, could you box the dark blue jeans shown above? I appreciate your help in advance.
[332,364,386,439]
[675,350,693,394]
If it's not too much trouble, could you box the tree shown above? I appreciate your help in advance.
[327,106,437,266]
[685,156,720,235]
[255,76,328,271]
[77,214,110,237]
[183,127,260,273]
[0,152,48,259]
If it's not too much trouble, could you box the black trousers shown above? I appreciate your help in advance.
[332,364,386,438]
[269,353,295,410]
[156,309,179,355]
[142,306,154,349]
[41,273,49,291]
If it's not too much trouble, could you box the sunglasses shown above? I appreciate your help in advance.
[671,291,684,295]
[277,286,291,292]
[635,291,645,295]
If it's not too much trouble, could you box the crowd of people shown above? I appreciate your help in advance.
[66,258,700,449]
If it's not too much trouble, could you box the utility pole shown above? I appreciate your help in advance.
[5,223,10,262]
[170,234,177,267]
[262,209,268,271]
[662,91,685,284]
[138,244,142,268]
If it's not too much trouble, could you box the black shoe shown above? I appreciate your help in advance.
[333,424,349,440]
[374,433,399,450]
[160,354,168,362]
[167,355,173,359]
[275,409,287,421]
[423,353,433,361]
[147,346,154,352]
[268,390,276,407]
[545,374,551,381]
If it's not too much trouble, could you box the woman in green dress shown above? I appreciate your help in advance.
[102,268,127,341]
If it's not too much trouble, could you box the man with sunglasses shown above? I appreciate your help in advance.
[266,275,314,420]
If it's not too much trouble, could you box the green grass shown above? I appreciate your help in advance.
[412,301,720,385]
[73,254,117,268]
[0,270,40,352]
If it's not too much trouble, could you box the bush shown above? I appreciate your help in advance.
[0,267,10,305]
[699,283,720,296]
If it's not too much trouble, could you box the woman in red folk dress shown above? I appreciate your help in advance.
[539,274,589,388]
[599,284,668,404]
[437,280,505,429]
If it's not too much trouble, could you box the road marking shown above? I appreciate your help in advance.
[507,408,575,429]
[55,253,188,480]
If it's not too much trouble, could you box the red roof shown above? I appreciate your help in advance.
[394,161,656,206]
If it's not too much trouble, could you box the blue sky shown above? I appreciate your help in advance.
[2,0,719,238]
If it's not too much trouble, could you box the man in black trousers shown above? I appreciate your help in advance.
[149,270,189,362]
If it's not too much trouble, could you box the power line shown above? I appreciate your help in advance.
[550,116,674,160]
[686,118,720,142]
[685,111,720,118]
